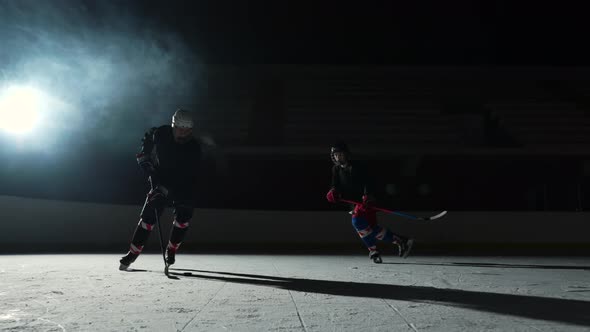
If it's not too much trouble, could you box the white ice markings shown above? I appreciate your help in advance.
[178,281,227,332]
[272,262,308,332]
[384,301,419,332]
[32,296,66,332]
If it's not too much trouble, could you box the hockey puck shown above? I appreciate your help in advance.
[183,272,192,276]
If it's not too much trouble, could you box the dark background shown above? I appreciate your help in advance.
[0,0,589,211]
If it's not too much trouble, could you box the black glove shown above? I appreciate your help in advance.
[136,152,155,177]
[147,177,168,201]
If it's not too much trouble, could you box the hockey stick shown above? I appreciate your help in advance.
[148,176,174,278]
[153,207,171,277]
[339,199,447,221]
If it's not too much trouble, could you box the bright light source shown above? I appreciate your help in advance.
[0,85,43,134]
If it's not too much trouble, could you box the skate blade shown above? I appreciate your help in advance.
[119,263,130,271]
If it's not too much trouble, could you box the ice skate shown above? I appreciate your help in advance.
[119,251,139,270]
[369,250,382,264]
[395,238,414,258]
[165,247,176,266]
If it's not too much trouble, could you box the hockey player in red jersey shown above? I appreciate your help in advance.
[326,142,414,263]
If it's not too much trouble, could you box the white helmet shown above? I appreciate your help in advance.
[172,109,194,129]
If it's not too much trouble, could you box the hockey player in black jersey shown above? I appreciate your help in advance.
[119,109,207,270]
[326,142,414,263]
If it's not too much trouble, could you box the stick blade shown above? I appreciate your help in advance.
[164,265,179,279]
[428,210,447,220]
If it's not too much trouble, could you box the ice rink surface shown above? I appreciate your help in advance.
[1,254,589,331]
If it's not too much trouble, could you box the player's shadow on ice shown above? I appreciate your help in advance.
[123,267,180,279]
[169,268,590,327]
[382,261,590,271]
[124,268,150,272]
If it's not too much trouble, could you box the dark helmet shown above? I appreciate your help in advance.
[330,141,350,165]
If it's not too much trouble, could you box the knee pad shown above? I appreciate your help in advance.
[172,219,190,229]
[138,218,155,231]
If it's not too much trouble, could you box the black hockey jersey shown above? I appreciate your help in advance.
[140,125,202,193]
[331,161,375,200]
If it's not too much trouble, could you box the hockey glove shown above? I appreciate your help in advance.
[148,184,169,202]
[136,152,155,177]
[326,188,341,203]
